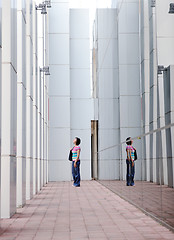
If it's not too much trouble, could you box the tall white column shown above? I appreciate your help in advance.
[37,10,44,191]
[118,1,142,181]
[41,68,44,188]
[149,4,158,183]
[96,9,119,180]
[155,0,174,186]
[1,0,17,218]
[26,0,33,200]
[70,9,91,180]
[47,96,49,184]
[169,66,174,188]
[44,14,48,185]
[33,1,38,195]
[48,1,71,181]
[37,70,41,192]
[0,0,1,218]
[16,0,26,207]
[140,0,150,181]
[157,74,168,185]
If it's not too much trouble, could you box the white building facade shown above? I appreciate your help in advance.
[93,2,142,181]
[0,0,49,218]
[0,0,174,220]
[48,0,174,186]
[48,0,92,181]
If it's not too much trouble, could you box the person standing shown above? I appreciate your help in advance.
[126,137,136,186]
[72,137,81,187]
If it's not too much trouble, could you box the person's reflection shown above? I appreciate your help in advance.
[126,137,136,186]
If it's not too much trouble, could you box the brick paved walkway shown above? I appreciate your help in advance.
[99,180,174,229]
[0,181,174,240]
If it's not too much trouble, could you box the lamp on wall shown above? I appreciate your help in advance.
[151,0,156,7]
[40,66,50,75]
[36,3,47,14]
[169,3,174,13]
[44,1,51,8]
[158,65,166,75]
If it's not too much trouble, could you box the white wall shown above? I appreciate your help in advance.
[32,0,38,195]
[48,5,92,181]
[44,13,49,186]
[16,0,27,208]
[140,0,174,187]
[163,66,174,188]
[48,0,71,181]
[118,0,142,181]
[95,9,120,180]
[0,0,49,219]
[140,0,150,182]
[92,2,142,180]
[26,0,33,200]
[0,0,2,217]
[1,0,17,218]
[37,8,42,192]
[156,0,174,188]
[70,9,91,180]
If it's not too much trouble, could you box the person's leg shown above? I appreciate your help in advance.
[74,161,80,187]
[130,162,135,186]
[72,161,76,183]
[126,161,130,186]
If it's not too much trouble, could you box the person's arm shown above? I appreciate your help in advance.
[74,149,80,168]
[127,149,131,160]
[131,148,134,166]
[127,148,134,166]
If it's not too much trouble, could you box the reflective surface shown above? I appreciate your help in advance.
[98,134,174,230]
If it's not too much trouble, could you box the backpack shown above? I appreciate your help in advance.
[68,147,74,161]
[134,148,137,161]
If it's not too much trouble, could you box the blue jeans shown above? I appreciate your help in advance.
[126,160,135,186]
[72,160,80,187]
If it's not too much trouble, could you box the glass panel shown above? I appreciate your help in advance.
[98,129,174,230]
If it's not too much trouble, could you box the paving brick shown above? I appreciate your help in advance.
[0,181,174,240]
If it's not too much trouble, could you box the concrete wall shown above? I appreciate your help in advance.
[0,0,49,218]
[93,4,142,180]
[48,0,71,181]
[48,3,91,181]
[140,0,150,182]
[26,0,34,200]
[32,0,38,196]
[0,0,1,217]
[118,0,142,181]
[163,66,174,188]
[156,0,174,188]
[37,2,49,190]
[16,0,27,208]
[140,0,174,187]
[1,0,17,218]
[70,9,91,180]
[95,9,120,180]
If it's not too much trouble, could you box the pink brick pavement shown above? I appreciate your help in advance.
[0,181,173,240]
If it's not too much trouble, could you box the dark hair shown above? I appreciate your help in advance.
[126,137,132,145]
[75,137,81,146]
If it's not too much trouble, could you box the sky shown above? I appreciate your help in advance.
[69,0,112,8]
[69,0,114,23]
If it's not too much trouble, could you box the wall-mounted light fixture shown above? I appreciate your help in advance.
[158,65,166,75]
[40,66,50,75]
[151,0,156,7]
[169,3,174,13]
[36,1,51,14]
[36,3,47,14]
[44,0,51,8]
